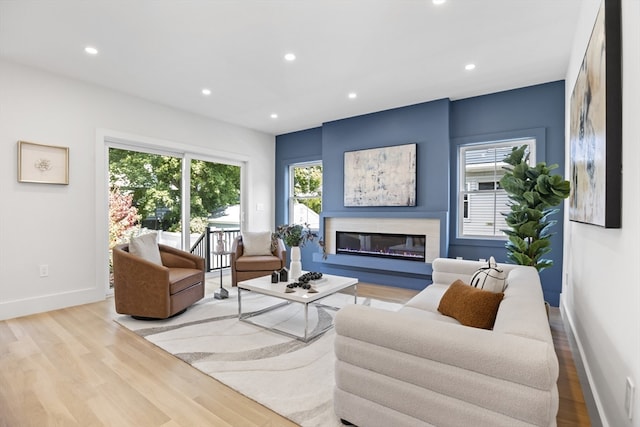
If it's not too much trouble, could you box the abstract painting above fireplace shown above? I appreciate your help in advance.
[343,143,417,207]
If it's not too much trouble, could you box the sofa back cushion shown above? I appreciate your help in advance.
[241,231,273,256]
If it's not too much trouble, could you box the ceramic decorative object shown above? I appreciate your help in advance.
[276,223,327,280]
[215,238,225,253]
[213,230,226,253]
[289,246,302,280]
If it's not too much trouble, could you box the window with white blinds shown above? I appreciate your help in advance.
[458,139,536,239]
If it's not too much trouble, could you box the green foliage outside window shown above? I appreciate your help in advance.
[109,149,240,232]
[293,164,322,215]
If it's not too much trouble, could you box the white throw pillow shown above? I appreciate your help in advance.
[470,256,507,293]
[242,231,273,256]
[129,232,163,265]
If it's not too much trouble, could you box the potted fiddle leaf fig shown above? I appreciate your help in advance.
[499,145,570,271]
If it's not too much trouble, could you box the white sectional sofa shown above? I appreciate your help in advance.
[334,257,559,427]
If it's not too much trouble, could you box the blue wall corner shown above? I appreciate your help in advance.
[275,127,323,226]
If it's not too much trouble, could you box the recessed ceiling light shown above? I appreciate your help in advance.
[432,0,446,5]
[201,88,211,96]
[348,92,357,99]
[84,46,98,55]
[284,53,296,61]
[465,63,476,71]
[270,113,278,119]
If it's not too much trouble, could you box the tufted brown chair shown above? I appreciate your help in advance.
[230,235,286,286]
[112,243,205,319]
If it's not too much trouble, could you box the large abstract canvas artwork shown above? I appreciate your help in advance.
[344,143,416,207]
[569,0,621,228]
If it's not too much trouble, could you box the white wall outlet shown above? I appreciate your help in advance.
[39,264,49,277]
[626,377,635,420]
[256,203,264,211]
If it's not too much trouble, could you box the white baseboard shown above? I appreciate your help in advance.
[0,287,105,321]
[559,293,608,427]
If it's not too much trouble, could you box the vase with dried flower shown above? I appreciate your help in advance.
[276,223,325,280]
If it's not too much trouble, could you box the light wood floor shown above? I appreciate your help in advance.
[0,279,590,426]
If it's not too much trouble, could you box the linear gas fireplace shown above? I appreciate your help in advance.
[336,231,426,262]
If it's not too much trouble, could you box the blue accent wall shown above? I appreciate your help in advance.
[275,127,323,226]
[275,81,566,304]
[321,99,451,213]
[449,81,566,305]
[274,127,324,270]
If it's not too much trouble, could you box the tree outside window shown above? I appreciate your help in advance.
[289,162,322,228]
[109,148,240,234]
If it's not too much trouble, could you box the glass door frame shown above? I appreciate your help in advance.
[97,129,246,295]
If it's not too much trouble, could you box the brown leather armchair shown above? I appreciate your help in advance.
[231,235,286,286]
[112,243,205,319]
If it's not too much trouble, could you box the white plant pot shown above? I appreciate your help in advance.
[289,246,302,280]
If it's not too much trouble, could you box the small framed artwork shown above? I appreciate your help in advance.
[18,140,69,185]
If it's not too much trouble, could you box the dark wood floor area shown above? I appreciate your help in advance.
[0,281,590,426]
[549,305,592,426]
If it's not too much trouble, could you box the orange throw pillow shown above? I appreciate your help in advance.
[438,280,504,330]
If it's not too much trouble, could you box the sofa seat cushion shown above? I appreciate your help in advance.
[403,284,450,313]
[169,268,203,294]
[235,255,282,272]
[398,306,461,325]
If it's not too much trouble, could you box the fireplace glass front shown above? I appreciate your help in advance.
[336,231,426,262]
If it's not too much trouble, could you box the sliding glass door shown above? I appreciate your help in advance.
[107,146,241,288]
[189,158,241,268]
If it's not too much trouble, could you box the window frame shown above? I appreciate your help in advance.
[288,160,322,228]
[457,138,537,240]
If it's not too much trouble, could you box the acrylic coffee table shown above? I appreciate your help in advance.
[237,273,358,342]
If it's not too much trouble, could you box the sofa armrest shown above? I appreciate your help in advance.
[230,236,243,264]
[158,244,204,270]
[112,246,170,293]
[335,304,558,390]
[274,238,286,264]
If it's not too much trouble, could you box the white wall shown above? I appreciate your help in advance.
[0,59,275,320]
[562,1,640,425]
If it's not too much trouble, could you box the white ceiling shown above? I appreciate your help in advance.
[0,0,581,136]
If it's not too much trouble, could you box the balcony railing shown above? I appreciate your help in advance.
[190,227,240,272]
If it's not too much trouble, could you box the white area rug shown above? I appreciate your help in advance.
[115,288,401,427]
